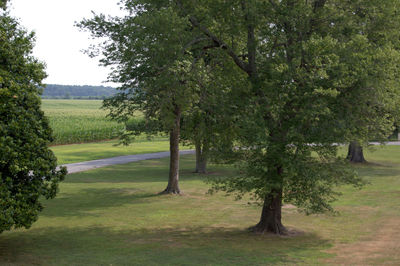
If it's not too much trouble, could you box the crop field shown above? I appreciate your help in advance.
[40,99,159,145]
[41,99,123,145]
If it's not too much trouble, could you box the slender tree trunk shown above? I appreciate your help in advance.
[161,106,181,194]
[347,141,366,163]
[250,166,287,235]
[194,140,208,174]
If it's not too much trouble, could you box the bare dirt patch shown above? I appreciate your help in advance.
[325,217,400,265]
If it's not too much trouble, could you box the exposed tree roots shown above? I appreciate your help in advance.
[159,187,181,195]
[249,222,288,235]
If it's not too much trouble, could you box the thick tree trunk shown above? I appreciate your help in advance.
[250,187,287,235]
[250,167,287,235]
[194,140,208,174]
[161,106,181,194]
[347,141,366,163]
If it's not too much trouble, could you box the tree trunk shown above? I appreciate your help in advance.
[347,141,366,163]
[250,167,287,235]
[194,140,208,174]
[161,106,181,194]
[250,187,287,235]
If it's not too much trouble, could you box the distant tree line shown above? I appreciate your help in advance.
[41,84,117,99]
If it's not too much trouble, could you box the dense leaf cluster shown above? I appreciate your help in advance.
[0,9,66,233]
[79,0,400,232]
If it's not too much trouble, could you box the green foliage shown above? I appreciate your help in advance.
[0,10,66,233]
[78,3,198,134]
[0,0,6,10]
[79,0,400,222]
[175,0,400,215]
[179,57,246,153]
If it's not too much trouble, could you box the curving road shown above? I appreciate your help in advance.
[62,150,195,174]
[61,141,400,174]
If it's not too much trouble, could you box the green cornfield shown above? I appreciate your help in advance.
[41,99,124,145]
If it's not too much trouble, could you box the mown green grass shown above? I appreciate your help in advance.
[1,146,399,265]
[51,139,189,165]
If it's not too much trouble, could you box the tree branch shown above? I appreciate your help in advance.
[307,0,327,37]
[268,0,278,10]
[188,16,250,74]
[182,37,211,53]
[242,0,257,78]
[313,0,327,12]
[175,0,250,75]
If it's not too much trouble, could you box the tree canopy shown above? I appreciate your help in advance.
[79,0,400,234]
[0,5,66,233]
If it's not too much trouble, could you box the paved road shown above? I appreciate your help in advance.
[62,150,195,174]
[370,141,400,146]
[61,141,400,174]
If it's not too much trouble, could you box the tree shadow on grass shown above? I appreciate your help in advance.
[355,165,400,178]
[344,157,400,177]
[65,163,234,184]
[40,188,160,218]
[0,225,333,265]
[64,156,221,184]
[65,167,213,184]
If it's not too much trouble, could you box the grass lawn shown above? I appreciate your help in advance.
[51,140,191,165]
[1,147,399,265]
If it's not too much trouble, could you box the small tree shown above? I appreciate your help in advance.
[0,4,66,233]
[78,3,200,194]
[180,56,243,174]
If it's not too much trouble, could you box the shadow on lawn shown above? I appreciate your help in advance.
[0,225,332,265]
[65,167,212,183]
[355,165,400,178]
[63,155,234,184]
[65,162,233,184]
[40,188,160,218]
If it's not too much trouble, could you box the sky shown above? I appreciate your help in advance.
[9,0,125,86]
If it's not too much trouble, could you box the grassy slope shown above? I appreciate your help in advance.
[1,147,399,265]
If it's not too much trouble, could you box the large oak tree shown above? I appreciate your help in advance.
[80,0,400,234]
[176,0,400,234]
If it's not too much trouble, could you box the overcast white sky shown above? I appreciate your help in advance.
[9,0,125,86]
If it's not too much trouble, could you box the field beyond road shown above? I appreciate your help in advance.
[42,99,124,145]
[1,146,399,265]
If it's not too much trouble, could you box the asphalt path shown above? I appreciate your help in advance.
[62,150,195,174]
[370,141,400,146]
[61,141,400,174]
